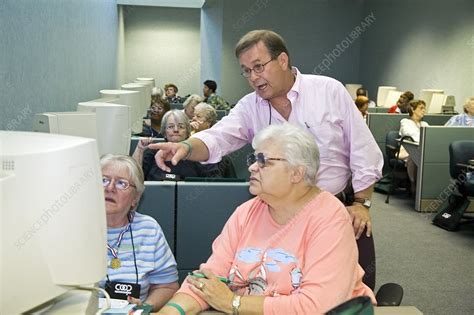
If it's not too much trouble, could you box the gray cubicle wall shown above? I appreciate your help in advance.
[175,182,253,282]
[136,181,176,252]
[224,144,253,180]
[367,113,453,173]
[417,126,474,212]
[368,107,390,113]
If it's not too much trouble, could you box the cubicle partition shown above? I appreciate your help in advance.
[415,126,474,212]
[367,107,390,113]
[175,182,253,282]
[367,113,453,173]
[136,181,176,251]
[136,180,253,283]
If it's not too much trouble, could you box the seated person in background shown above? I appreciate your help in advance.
[151,86,163,100]
[135,110,221,180]
[164,83,182,104]
[399,99,429,194]
[355,96,370,118]
[356,87,376,108]
[157,124,375,315]
[203,80,231,111]
[182,94,203,120]
[190,103,218,135]
[388,91,414,113]
[445,97,474,126]
[99,154,178,311]
[190,103,236,178]
[140,97,170,137]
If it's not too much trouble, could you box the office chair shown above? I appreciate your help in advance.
[448,140,474,225]
[384,130,412,203]
[358,234,404,306]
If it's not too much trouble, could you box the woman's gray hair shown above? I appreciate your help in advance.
[183,94,203,109]
[194,102,217,126]
[252,123,320,186]
[160,109,192,139]
[100,154,145,194]
[463,97,474,113]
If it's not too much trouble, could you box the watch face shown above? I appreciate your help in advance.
[363,199,371,208]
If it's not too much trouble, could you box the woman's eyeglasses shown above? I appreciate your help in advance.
[102,176,136,191]
[166,124,187,131]
[246,152,287,168]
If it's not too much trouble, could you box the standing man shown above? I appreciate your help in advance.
[150,30,383,283]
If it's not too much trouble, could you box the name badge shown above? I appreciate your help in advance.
[105,280,141,300]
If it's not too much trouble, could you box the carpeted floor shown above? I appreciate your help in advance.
[371,191,474,315]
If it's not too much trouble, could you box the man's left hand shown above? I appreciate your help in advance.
[346,204,372,239]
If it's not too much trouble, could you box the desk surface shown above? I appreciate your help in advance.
[200,306,423,315]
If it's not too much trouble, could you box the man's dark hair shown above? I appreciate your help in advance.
[204,80,217,93]
[235,30,291,69]
[356,87,368,97]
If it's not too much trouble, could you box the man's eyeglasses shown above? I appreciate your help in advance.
[241,58,275,78]
[102,176,136,191]
[247,152,287,168]
[166,123,187,131]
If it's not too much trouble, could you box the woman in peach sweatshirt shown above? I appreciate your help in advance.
[157,123,375,315]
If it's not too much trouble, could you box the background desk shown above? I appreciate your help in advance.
[199,306,423,315]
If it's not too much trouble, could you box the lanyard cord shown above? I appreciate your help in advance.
[106,212,139,284]
[128,214,139,284]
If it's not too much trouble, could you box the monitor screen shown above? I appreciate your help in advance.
[1,131,107,314]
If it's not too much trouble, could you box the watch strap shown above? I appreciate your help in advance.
[232,294,241,315]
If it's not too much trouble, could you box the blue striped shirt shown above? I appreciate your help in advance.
[100,212,178,301]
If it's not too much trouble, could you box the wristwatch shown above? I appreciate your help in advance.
[353,198,372,209]
[232,294,241,315]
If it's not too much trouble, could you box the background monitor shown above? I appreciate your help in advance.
[428,93,447,114]
[77,102,131,156]
[1,131,107,314]
[121,83,149,122]
[419,89,444,109]
[384,90,403,108]
[345,83,363,100]
[377,86,397,107]
[99,89,143,134]
[135,77,155,88]
[32,111,97,139]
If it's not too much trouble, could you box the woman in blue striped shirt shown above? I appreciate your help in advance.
[100,154,179,311]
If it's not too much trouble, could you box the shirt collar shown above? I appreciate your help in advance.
[256,67,301,106]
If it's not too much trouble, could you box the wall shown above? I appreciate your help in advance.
[361,0,474,111]
[122,5,201,96]
[0,0,119,131]
[221,0,366,104]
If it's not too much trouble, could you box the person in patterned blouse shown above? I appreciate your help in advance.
[203,80,231,111]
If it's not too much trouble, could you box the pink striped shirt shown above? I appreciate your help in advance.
[193,68,383,194]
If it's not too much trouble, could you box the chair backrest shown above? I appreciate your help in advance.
[449,140,474,180]
[385,130,400,159]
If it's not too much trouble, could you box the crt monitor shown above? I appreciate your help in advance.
[77,102,131,156]
[32,111,97,139]
[1,131,107,314]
